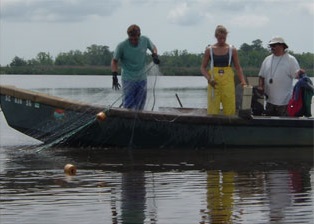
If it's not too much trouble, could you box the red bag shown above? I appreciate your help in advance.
[287,90,303,117]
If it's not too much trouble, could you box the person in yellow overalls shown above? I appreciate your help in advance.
[204,170,236,223]
[201,25,247,115]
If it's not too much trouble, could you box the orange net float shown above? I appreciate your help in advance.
[64,164,77,176]
[96,111,106,121]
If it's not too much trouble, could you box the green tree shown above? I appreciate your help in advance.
[36,52,54,65]
[55,50,85,66]
[238,39,269,69]
[239,43,252,53]
[3,40,313,76]
[293,52,314,69]
[27,59,40,66]
[251,39,264,50]
[10,56,27,67]
[85,44,112,66]
[161,49,202,67]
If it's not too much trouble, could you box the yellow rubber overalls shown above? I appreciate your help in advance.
[207,45,235,115]
[205,170,235,223]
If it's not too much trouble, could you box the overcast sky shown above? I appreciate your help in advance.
[1,0,313,66]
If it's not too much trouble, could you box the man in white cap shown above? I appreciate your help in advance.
[257,36,304,116]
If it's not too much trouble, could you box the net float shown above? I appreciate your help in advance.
[64,164,77,176]
[96,111,106,121]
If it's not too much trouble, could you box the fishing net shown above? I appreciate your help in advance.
[0,62,211,151]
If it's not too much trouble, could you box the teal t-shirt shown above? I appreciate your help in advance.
[113,35,155,81]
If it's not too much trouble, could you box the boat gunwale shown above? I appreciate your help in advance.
[0,84,103,112]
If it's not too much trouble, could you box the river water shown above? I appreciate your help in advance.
[0,73,313,224]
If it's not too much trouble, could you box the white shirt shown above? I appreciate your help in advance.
[258,53,300,105]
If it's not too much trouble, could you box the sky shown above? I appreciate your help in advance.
[0,0,313,66]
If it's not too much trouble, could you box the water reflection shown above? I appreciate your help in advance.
[1,75,313,223]
[198,168,313,224]
[0,146,313,223]
[121,171,146,224]
[202,171,235,224]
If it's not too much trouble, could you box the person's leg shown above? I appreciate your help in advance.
[221,85,235,115]
[134,80,147,110]
[221,68,235,115]
[265,103,276,116]
[207,84,221,114]
[276,105,288,116]
[123,80,137,109]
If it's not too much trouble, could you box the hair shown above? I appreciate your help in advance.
[215,25,228,37]
[127,24,141,37]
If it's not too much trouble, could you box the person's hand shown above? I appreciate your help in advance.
[257,86,264,95]
[297,69,305,78]
[152,53,160,65]
[241,81,247,87]
[208,79,217,88]
[112,72,121,90]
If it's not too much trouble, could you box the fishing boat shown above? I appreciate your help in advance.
[0,84,313,148]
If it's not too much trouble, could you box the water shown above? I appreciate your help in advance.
[0,74,313,224]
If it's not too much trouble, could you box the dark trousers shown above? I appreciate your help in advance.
[265,102,288,116]
[122,79,147,110]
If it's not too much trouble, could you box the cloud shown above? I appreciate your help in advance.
[167,2,203,26]
[1,0,121,22]
[230,15,269,28]
[165,0,274,27]
[299,1,314,15]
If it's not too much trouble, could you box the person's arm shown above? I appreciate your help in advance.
[151,46,160,64]
[200,48,216,87]
[151,46,158,55]
[200,48,210,80]
[201,48,216,87]
[232,47,247,86]
[258,76,265,94]
[111,58,119,73]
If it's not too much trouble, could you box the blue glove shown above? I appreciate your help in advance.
[112,72,121,90]
[152,53,160,65]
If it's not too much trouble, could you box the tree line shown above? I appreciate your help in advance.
[1,39,313,76]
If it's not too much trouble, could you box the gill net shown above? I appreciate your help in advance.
[1,62,210,152]
[36,63,166,151]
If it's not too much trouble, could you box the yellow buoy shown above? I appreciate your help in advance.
[96,111,106,121]
[64,164,77,176]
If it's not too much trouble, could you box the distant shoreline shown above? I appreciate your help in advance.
[1,66,313,77]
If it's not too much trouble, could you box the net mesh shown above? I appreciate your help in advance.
[1,63,212,152]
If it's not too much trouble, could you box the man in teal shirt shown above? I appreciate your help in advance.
[111,24,160,110]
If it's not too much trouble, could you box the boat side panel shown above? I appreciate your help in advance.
[1,85,313,148]
[0,95,95,143]
[78,116,313,148]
